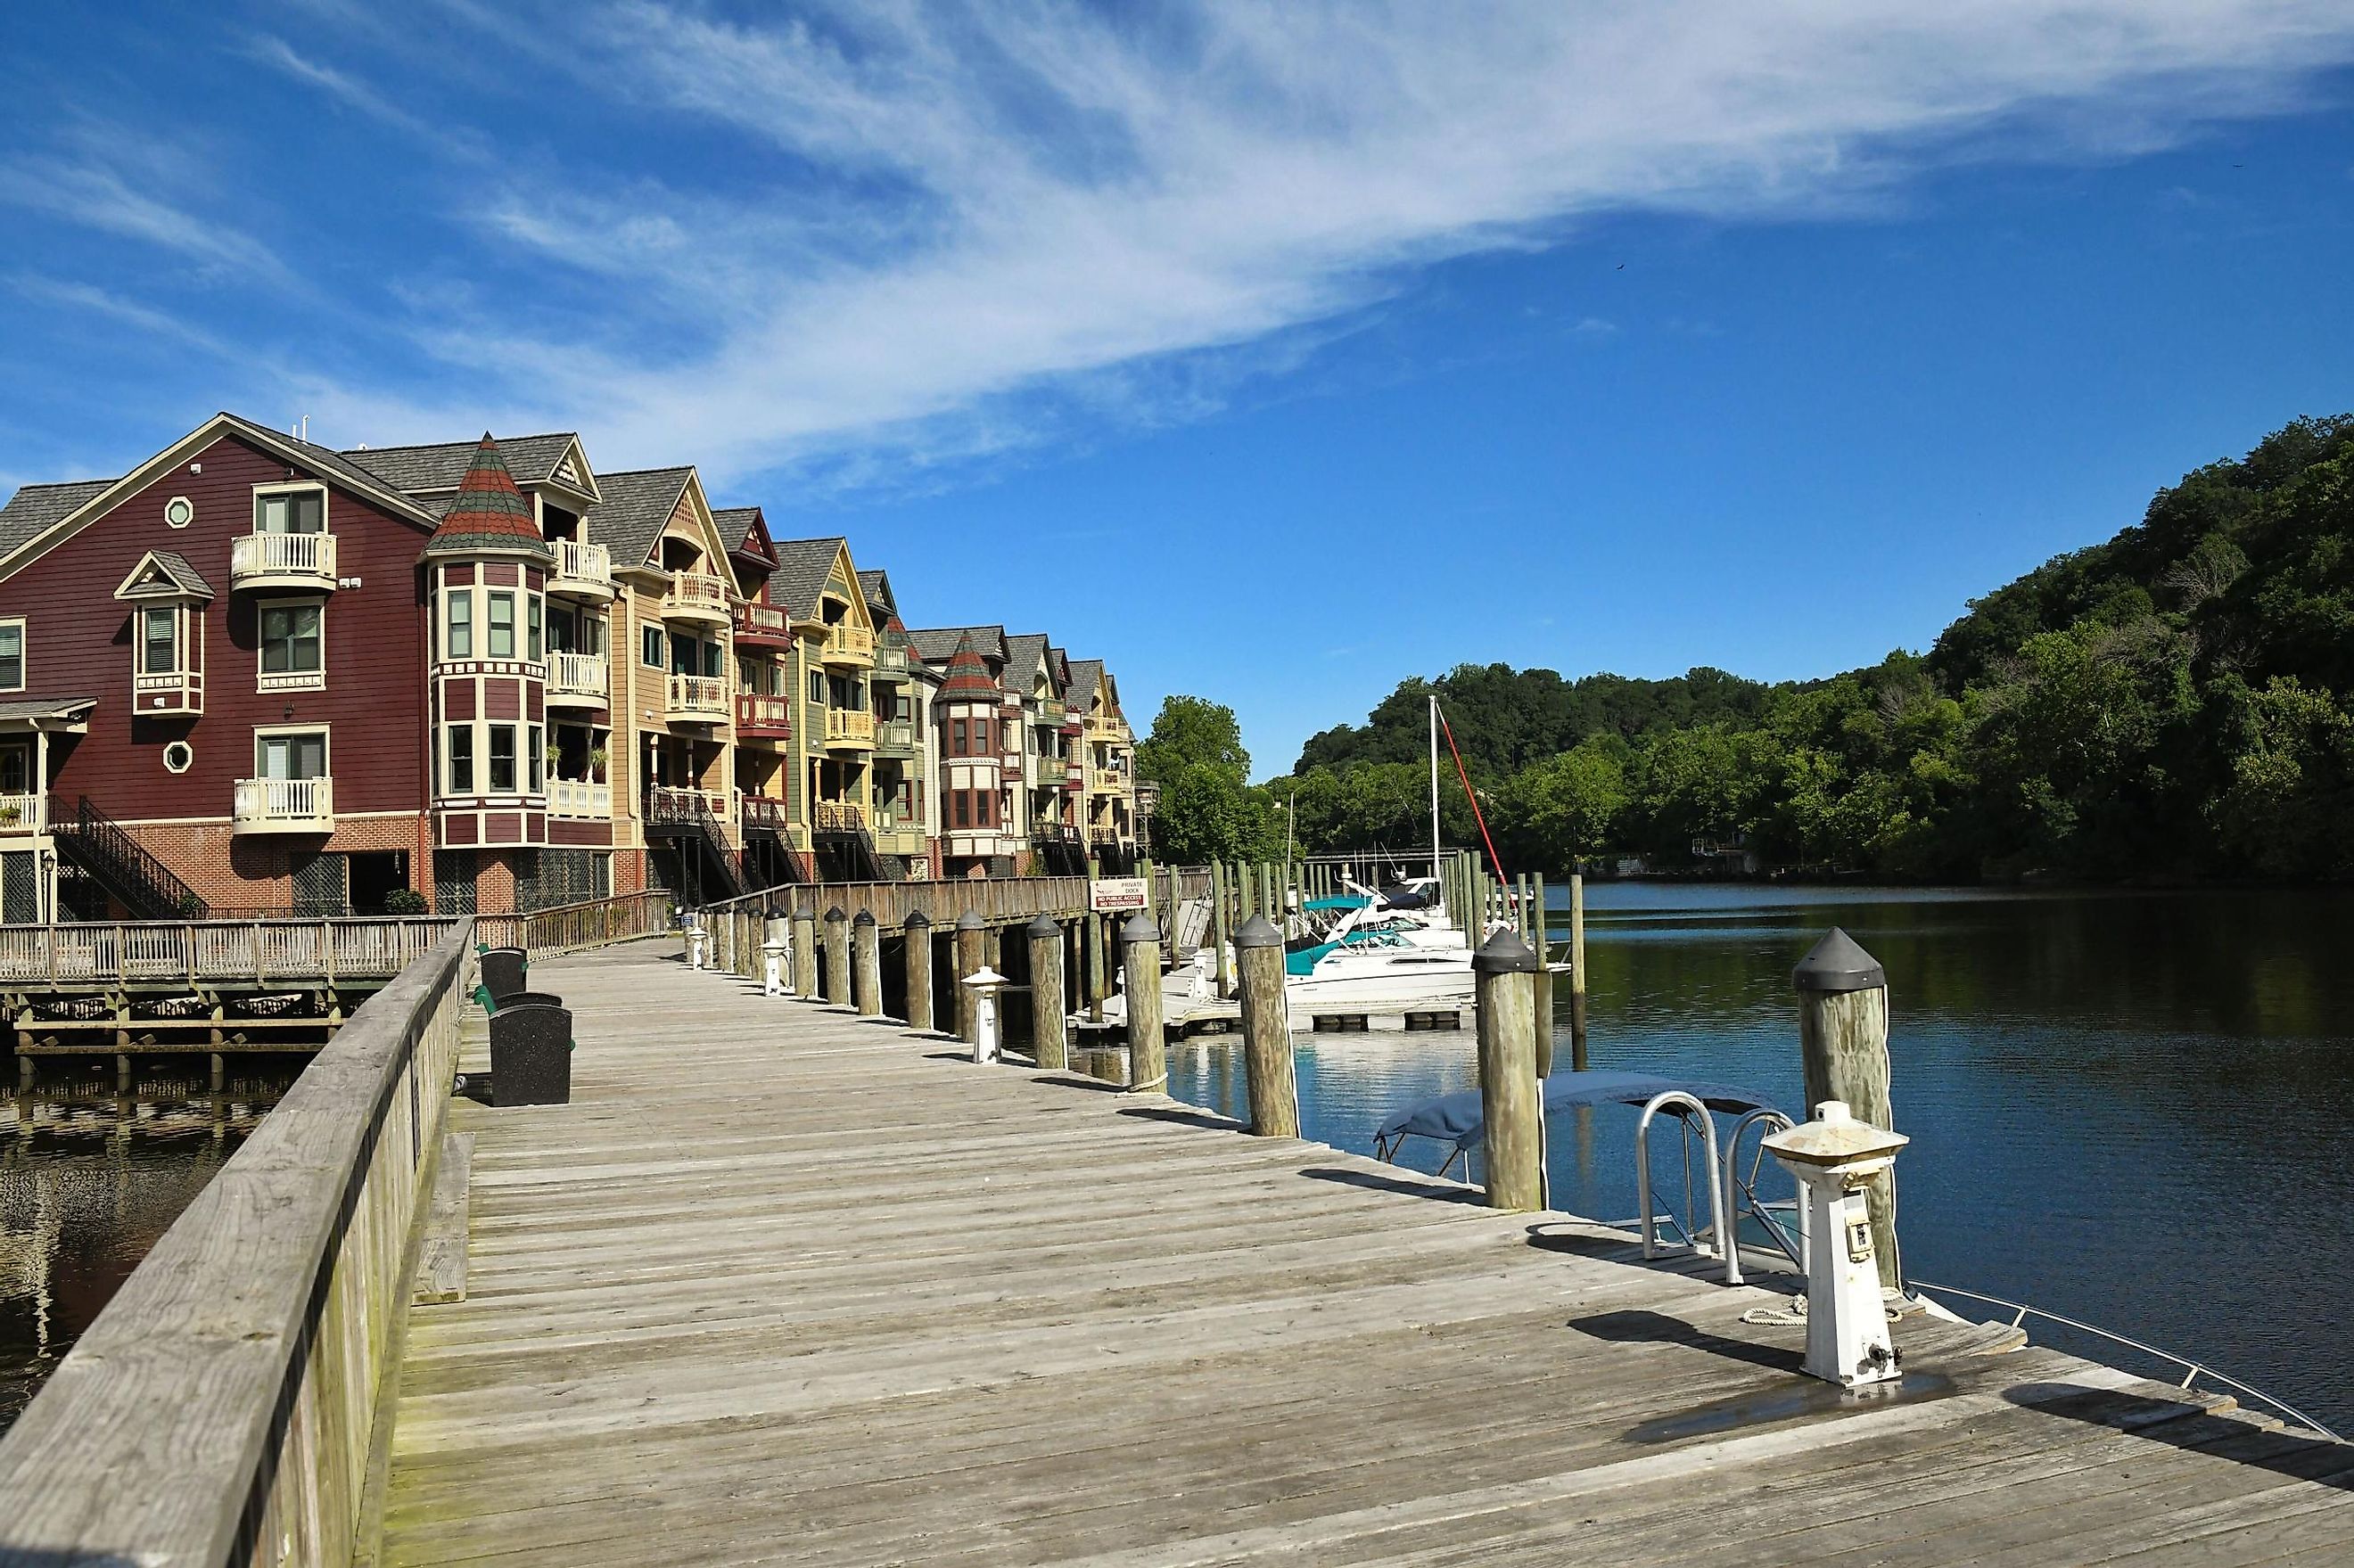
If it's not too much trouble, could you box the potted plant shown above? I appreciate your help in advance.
[588,744,608,784]
[384,888,429,915]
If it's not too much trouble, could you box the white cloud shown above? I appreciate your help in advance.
[4,275,233,357]
[304,0,2354,480]
[0,152,288,283]
[243,35,486,160]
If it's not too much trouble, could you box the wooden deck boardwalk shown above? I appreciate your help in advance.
[377,941,2354,1566]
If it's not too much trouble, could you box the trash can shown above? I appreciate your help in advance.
[489,1003,572,1106]
[479,947,529,1008]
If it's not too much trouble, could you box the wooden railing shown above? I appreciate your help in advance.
[733,602,793,641]
[547,651,608,702]
[235,776,334,832]
[0,915,455,988]
[0,792,44,834]
[704,875,1094,927]
[476,889,673,956]
[230,529,338,586]
[824,708,874,746]
[661,570,731,623]
[548,777,611,818]
[813,799,864,832]
[822,625,876,664]
[551,538,613,596]
[736,693,792,735]
[740,794,789,832]
[0,923,471,1566]
[665,673,728,721]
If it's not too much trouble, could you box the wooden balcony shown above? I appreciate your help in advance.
[813,799,864,833]
[1063,761,1086,790]
[872,644,910,678]
[1082,714,1124,743]
[660,571,731,629]
[1087,824,1124,847]
[234,776,333,834]
[732,602,794,648]
[645,784,729,828]
[823,708,875,750]
[739,794,790,833]
[133,668,203,717]
[229,531,338,593]
[736,693,792,740]
[664,673,728,725]
[549,539,613,603]
[819,625,875,669]
[547,652,608,709]
[1087,765,1130,796]
[0,793,44,836]
[547,778,612,819]
[876,717,918,754]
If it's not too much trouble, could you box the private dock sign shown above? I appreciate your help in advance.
[1091,877,1149,912]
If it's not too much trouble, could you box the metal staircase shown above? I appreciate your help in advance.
[51,795,208,921]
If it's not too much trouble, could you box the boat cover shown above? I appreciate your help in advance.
[1374,1070,1779,1155]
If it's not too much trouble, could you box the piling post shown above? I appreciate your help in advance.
[1532,871,1555,1079]
[1083,903,1107,1022]
[954,910,987,1045]
[1120,912,1165,1093]
[1027,915,1067,1071]
[1473,928,1544,1212]
[1210,861,1233,998]
[852,910,884,1017]
[791,902,819,1000]
[1794,927,1901,1290]
[821,907,851,1006]
[1568,872,1589,1071]
[1233,915,1298,1138]
[737,907,757,978]
[902,911,934,1031]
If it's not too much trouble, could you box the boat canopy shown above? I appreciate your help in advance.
[1373,1070,1779,1157]
[1304,896,1370,912]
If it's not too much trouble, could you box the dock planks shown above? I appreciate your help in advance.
[380,942,2354,1566]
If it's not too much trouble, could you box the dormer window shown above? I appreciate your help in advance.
[112,550,211,715]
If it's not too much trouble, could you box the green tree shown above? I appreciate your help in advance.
[1137,696,1249,784]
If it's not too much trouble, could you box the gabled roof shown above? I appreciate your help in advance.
[0,480,112,561]
[1003,633,1050,696]
[341,432,592,499]
[766,537,851,621]
[938,634,1000,698]
[713,505,773,564]
[0,696,99,727]
[584,467,694,571]
[423,435,552,559]
[113,549,215,602]
[1066,659,1103,711]
[908,626,1005,669]
[857,569,897,619]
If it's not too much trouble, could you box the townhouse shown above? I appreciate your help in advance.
[0,415,1146,918]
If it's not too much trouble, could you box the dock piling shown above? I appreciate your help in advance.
[1473,928,1544,1212]
[1026,915,1067,1071]
[1794,927,1901,1290]
[1233,915,1298,1138]
[1119,913,1165,1093]
[954,911,987,1045]
[901,912,934,1031]
[823,907,851,1008]
[791,904,819,1001]
[1210,861,1233,998]
[852,911,883,1017]
[1568,871,1589,1071]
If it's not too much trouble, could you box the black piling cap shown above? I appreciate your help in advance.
[904,909,931,931]
[1792,927,1886,993]
[1471,928,1540,975]
[853,908,877,927]
[1234,913,1283,949]
[1026,913,1061,938]
[824,905,847,924]
[1121,911,1162,945]
[956,908,985,931]
[764,906,785,920]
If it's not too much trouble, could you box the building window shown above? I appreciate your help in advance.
[953,791,969,828]
[975,717,991,754]
[488,592,515,659]
[254,488,325,534]
[528,724,544,793]
[255,729,327,779]
[642,625,665,669]
[975,791,992,827]
[141,607,179,675]
[0,619,21,692]
[527,596,543,661]
[259,602,324,685]
[162,740,193,774]
[489,724,517,792]
[809,669,827,704]
[951,717,967,756]
[447,590,473,659]
[448,726,474,792]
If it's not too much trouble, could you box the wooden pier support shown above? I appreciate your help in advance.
[791,905,819,1000]
[1083,907,1107,1022]
[1119,913,1165,1093]
[1567,871,1589,1071]
[852,911,883,1018]
[1233,915,1297,1138]
[1210,861,1233,998]
[1795,927,1901,1290]
[901,912,934,1032]
[1026,915,1067,1071]
[1473,928,1543,1212]
[822,907,852,1008]
[954,910,987,1046]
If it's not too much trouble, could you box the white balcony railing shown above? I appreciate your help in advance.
[877,718,917,751]
[229,531,338,588]
[665,673,728,721]
[661,571,731,625]
[550,539,613,598]
[548,778,611,818]
[0,793,43,834]
[547,652,608,703]
[821,625,875,666]
[234,776,333,833]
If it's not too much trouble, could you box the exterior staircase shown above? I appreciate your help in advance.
[51,795,208,921]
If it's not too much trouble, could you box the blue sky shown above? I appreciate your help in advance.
[4,3,2353,776]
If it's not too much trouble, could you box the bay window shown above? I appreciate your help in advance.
[488,592,515,659]
[447,591,473,659]
[489,724,517,792]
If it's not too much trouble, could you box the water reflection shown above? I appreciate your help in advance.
[1167,884,2354,1429]
[1,1066,296,1431]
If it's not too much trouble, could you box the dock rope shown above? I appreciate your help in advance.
[1740,1291,1905,1326]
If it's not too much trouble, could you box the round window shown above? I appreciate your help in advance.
[164,496,194,529]
[163,741,194,774]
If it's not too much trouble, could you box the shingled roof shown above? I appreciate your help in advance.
[1066,658,1103,712]
[584,468,693,571]
[114,549,216,601]
[422,435,552,559]
[938,635,1000,698]
[342,432,585,496]
[0,480,112,561]
[712,506,770,561]
[1002,633,1052,696]
[907,626,1005,669]
[765,538,849,621]
[856,569,897,618]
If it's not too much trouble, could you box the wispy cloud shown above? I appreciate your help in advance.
[250,2,2354,479]
[4,275,233,357]
[0,150,287,283]
[243,35,487,160]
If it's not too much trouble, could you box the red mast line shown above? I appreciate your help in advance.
[1435,703,1507,889]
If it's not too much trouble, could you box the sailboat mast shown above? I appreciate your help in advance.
[1428,694,1443,889]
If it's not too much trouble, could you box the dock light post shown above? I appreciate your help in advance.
[902,911,934,1032]
[1793,927,1900,1290]
[791,904,819,1001]
[962,965,1008,1063]
[1473,928,1543,1213]
[1026,914,1068,1071]
[823,907,852,1007]
[1763,1101,1910,1389]
[761,925,786,998]
[685,913,706,971]
[1120,911,1165,1093]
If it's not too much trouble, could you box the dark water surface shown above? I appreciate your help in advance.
[2,1080,289,1433]
[1168,884,2354,1430]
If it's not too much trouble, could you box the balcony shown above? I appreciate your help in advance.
[823,707,874,750]
[736,692,791,740]
[660,571,731,629]
[740,793,790,834]
[133,668,203,717]
[1064,761,1087,790]
[229,531,338,593]
[547,652,608,709]
[549,539,613,603]
[1038,698,1065,726]
[813,799,864,833]
[0,794,45,836]
[1083,714,1125,743]
[664,673,728,725]
[1088,824,1124,848]
[877,717,918,754]
[819,624,875,669]
[733,601,794,648]
[548,778,611,818]
[873,644,910,678]
[1088,765,1130,796]
[645,784,729,827]
[234,776,333,834]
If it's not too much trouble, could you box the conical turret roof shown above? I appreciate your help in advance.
[939,633,1000,697]
[422,434,553,558]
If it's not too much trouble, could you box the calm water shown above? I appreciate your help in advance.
[1,1080,288,1433]
[1168,883,2354,1429]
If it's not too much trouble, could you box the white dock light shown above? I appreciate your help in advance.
[685,913,707,971]
[1762,1100,1910,1389]
[961,965,1008,1063]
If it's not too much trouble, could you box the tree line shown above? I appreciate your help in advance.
[1139,413,2354,883]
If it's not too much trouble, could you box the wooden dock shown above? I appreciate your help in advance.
[375,940,2354,1566]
